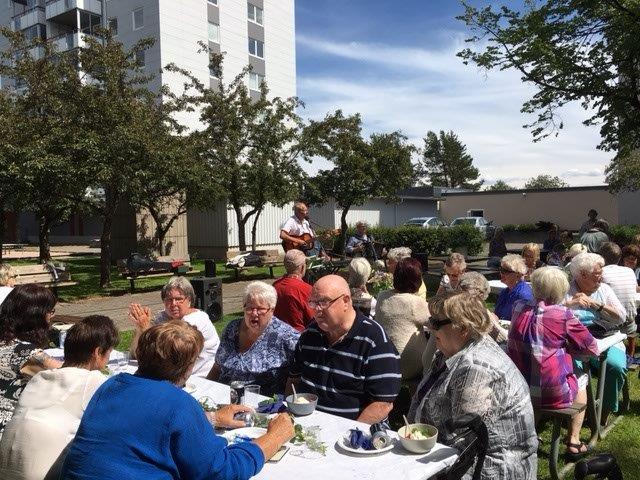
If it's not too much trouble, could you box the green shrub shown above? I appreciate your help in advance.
[515,223,539,233]
[502,224,517,232]
[609,225,640,245]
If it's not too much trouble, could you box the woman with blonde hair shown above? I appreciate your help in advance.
[409,292,537,479]
[348,257,376,317]
[494,254,534,320]
[0,263,17,305]
[522,243,543,280]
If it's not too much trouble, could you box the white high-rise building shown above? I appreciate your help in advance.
[0,0,297,256]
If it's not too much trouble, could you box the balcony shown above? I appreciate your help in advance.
[46,0,103,23]
[49,30,98,53]
[12,6,46,31]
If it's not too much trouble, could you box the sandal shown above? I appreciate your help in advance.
[564,441,592,462]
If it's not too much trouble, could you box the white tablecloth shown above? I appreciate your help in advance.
[44,350,459,480]
[488,279,507,295]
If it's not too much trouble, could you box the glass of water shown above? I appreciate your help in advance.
[244,384,261,408]
[117,351,130,371]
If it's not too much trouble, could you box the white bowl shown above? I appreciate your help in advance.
[397,423,438,454]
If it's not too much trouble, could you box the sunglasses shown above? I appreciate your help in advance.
[499,267,516,274]
[429,317,452,331]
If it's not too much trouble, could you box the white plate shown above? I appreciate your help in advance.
[222,427,267,443]
[183,383,196,394]
[336,430,395,456]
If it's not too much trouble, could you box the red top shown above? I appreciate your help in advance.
[273,276,314,332]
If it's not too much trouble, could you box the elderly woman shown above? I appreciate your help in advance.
[61,321,294,479]
[348,257,376,317]
[565,253,626,424]
[458,271,508,343]
[436,252,466,296]
[386,247,427,297]
[508,267,599,460]
[0,315,119,480]
[0,264,17,305]
[620,244,640,286]
[0,285,62,434]
[494,254,534,320]
[208,281,299,395]
[128,276,220,377]
[376,258,429,380]
[522,243,544,280]
[409,292,538,479]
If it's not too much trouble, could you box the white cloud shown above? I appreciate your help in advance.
[296,35,611,187]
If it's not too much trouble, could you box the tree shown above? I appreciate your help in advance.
[303,110,416,253]
[524,175,568,189]
[486,180,514,191]
[419,130,483,190]
[0,28,91,261]
[0,85,21,260]
[457,1,640,191]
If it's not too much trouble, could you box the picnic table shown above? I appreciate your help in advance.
[44,349,460,480]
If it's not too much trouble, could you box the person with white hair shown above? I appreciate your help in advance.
[273,250,314,332]
[435,253,466,296]
[508,267,599,460]
[208,281,299,396]
[458,271,508,343]
[128,276,220,377]
[494,254,534,320]
[0,263,17,305]
[386,247,427,297]
[565,252,626,424]
[348,257,376,317]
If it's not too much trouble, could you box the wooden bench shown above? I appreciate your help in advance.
[536,402,588,480]
[116,258,199,293]
[14,264,77,297]
[2,243,27,255]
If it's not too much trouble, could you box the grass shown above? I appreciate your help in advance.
[7,256,286,303]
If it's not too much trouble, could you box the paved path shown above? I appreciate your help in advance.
[56,278,275,331]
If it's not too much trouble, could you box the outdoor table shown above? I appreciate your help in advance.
[44,349,460,480]
[488,279,507,295]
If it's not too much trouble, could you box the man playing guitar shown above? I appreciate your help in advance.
[280,202,327,258]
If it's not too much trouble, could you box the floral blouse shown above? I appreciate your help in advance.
[215,317,300,396]
[409,336,538,480]
[0,340,41,433]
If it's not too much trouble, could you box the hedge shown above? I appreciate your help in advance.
[608,225,640,246]
[329,225,484,256]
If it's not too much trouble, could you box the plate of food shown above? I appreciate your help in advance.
[335,429,395,456]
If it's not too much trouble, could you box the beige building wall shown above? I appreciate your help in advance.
[440,187,619,230]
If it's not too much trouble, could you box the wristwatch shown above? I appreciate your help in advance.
[596,303,604,312]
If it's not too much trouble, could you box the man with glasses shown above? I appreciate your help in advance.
[286,275,401,424]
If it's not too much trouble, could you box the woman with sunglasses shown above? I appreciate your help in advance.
[494,254,534,320]
[409,292,538,480]
[207,281,299,396]
[128,276,220,377]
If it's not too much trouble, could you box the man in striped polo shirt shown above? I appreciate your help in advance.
[286,275,401,424]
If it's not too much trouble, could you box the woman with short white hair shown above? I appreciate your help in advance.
[565,252,626,425]
[494,254,534,320]
[208,281,300,395]
[508,267,599,460]
[348,258,376,317]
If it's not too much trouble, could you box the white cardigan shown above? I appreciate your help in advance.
[0,367,106,480]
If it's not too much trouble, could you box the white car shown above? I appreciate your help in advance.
[450,216,495,239]
[404,217,446,228]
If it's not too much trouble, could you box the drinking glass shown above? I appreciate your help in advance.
[117,351,130,371]
[244,384,261,408]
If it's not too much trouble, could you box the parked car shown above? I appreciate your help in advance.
[404,217,446,228]
[450,216,496,239]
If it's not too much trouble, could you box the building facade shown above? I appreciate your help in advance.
[1,0,296,258]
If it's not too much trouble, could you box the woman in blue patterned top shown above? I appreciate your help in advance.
[207,281,300,395]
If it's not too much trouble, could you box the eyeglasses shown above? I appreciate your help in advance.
[308,294,345,310]
[499,267,516,275]
[429,317,452,331]
[244,306,271,315]
[164,296,187,304]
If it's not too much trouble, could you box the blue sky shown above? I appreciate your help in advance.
[294,0,609,187]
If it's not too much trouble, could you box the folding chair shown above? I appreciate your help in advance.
[432,414,488,480]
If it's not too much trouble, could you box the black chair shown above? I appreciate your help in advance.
[574,454,623,480]
[433,414,488,480]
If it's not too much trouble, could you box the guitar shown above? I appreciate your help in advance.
[282,233,315,252]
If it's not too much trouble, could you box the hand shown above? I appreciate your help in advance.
[211,404,255,429]
[569,293,591,309]
[128,303,152,331]
[267,413,295,444]
[295,238,307,246]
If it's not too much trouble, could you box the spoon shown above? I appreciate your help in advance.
[291,383,298,402]
[403,414,411,433]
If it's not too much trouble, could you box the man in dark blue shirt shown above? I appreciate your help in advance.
[286,275,401,424]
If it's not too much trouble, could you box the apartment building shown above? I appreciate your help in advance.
[1,0,297,258]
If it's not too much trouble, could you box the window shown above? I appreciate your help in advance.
[248,37,263,58]
[208,0,218,4]
[132,7,143,30]
[135,50,145,67]
[109,17,118,35]
[249,72,264,91]
[247,3,263,25]
[208,22,219,43]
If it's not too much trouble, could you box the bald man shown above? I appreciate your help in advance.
[286,275,401,424]
[273,250,314,332]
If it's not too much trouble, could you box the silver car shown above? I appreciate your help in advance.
[404,217,446,228]
[450,216,495,239]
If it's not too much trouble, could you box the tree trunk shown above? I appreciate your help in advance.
[99,189,118,288]
[250,207,264,252]
[38,216,52,262]
[335,206,351,256]
[149,208,178,257]
[232,204,259,252]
